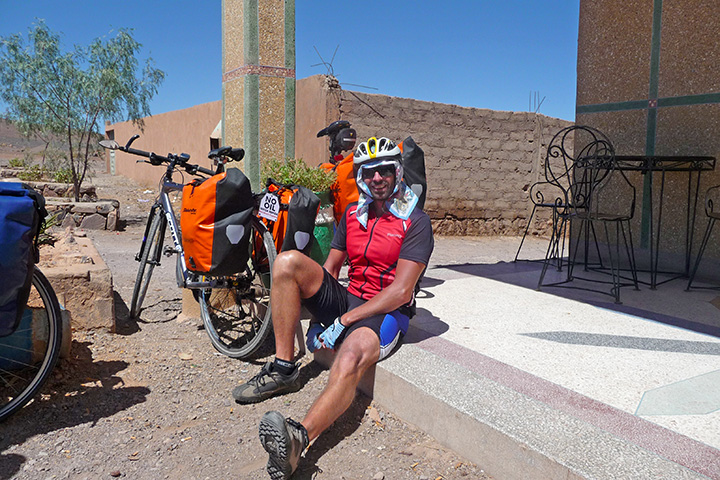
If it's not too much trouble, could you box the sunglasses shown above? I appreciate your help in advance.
[361,164,395,180]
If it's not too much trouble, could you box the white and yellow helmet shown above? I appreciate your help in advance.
[353,137,402,165]
[353,137,404,198]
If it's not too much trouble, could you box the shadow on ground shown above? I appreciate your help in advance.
[0,341,149,479]
[297,394,372,479]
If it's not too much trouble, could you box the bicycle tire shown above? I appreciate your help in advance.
[0,268,63,422]
[130,211,166,318]
[199,217,276,358]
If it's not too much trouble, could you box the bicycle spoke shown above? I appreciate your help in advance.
[199,217,275,359]
[0,269,62,422]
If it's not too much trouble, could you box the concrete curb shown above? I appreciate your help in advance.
[313,324,716,480]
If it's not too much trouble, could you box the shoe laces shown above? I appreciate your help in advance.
[286,417,309,448]
[249,363,273,387]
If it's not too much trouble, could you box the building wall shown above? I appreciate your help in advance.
[576,0,720,273]
[107,77,573,238]
[294,75,341,166]
[105,101,221,188]
[297,75,572,236]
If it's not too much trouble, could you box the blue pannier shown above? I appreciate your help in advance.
[0,183,46,337]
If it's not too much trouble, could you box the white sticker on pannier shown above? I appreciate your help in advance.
[258,192,280,222]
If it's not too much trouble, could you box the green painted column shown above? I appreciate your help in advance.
[222,0,296,191]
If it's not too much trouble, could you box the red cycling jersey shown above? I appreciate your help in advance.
[331,203,434,300]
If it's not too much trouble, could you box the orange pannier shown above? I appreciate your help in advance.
[262,180,321,255]
[320,151,357,223]
[180,168,254,276]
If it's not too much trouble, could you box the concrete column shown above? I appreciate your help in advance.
[183,1,295,320]
[222,0,296,191]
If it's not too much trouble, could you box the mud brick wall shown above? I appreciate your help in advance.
[334,86,572,236]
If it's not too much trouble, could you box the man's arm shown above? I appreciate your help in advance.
[323,248,347,280]
[339,258,425,326]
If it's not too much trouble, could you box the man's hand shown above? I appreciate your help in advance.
[306,323,325,353]
[319,317,346,350]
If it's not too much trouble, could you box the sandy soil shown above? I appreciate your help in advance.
[0,171,491,480]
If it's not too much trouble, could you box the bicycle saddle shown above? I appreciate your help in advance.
[209,146,245,162]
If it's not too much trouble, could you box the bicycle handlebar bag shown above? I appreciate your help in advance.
[0,183,47,337]
[181,168,254,276]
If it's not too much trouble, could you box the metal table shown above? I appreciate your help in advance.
[614,155,716,288]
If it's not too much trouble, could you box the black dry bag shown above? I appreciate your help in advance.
[401,136,427,210]
[281,186,321,255]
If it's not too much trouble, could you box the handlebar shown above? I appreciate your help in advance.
[101,135,216,176]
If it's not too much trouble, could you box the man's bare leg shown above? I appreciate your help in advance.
[302,327,380,440]
[232,250,324,405]
[270,250,325,362]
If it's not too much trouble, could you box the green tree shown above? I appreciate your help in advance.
[0,21,164,201]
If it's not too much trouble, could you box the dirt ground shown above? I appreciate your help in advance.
[0,172,491,480]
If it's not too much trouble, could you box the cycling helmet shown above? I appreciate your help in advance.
[353,137,402,165]
[354,137,404,199]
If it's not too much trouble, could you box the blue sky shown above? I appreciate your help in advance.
[0,0,580,121]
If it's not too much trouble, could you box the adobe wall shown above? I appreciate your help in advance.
[297,75,572,236]
[107,76,573,237]
[105,101,221,189]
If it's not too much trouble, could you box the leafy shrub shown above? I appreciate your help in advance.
[38,212,60,247]
[53,167,74,183]
[262,158,336,192]
[8,158,26,169]
[17,164,48,181]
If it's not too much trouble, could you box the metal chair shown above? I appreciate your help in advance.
[538,128,639,303]
[516,125,608,269]
[686,184,720,290]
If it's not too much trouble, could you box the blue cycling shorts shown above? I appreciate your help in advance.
[302,268,410,361]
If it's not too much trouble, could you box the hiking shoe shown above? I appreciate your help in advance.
[232,361,301,404]
[259,411,309,480]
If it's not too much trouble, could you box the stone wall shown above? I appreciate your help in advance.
[40,231,115,332]
[46,199,120,231]
[0,178,119,230]
[296,75,573,236]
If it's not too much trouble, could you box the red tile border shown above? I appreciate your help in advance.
[222,64,295,82]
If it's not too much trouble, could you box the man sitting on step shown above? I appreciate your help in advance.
[232,136,434,480]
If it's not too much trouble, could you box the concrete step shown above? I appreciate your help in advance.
[366,326,717,480]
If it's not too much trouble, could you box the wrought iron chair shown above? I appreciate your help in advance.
[537,129,639,303]
[516,125,605,269]
[686,184,720,290]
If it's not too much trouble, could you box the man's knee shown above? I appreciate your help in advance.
[332,330,380,378]
[273,250,325,298]
[273,250,306,277]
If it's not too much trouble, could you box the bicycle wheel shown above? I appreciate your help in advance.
[130,211,166,318]
[0,268,62,422]
[199,217,276,358]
